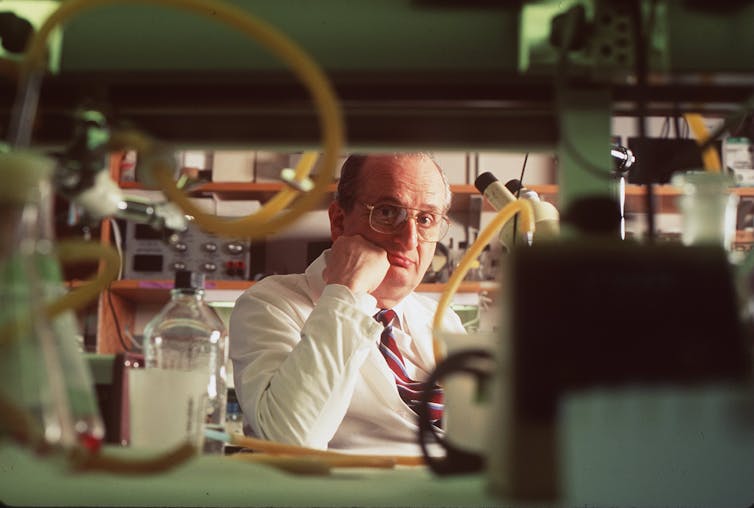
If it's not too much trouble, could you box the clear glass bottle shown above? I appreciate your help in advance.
[143,270,229,454]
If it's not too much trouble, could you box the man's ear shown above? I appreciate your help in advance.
[328,201,345,240]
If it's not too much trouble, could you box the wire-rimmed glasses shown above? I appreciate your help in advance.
[362,202,450,243]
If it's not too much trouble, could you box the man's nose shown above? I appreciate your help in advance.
[395,216,420,248]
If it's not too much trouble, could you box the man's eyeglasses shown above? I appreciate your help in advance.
[362,202,450,242]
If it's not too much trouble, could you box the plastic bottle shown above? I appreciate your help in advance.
[143,270,229,454]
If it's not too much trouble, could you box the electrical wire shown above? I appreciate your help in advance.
[673,114,682,139]
[629,0,656,242]
[108,218,123,281]
[102,218,136,352]
[106,284,130,353]
[511,152,529,246]
[517,153,529,194]
[660,94,754,177]
[660,118,670,138]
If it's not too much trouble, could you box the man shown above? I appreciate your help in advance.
[229,153,466,455]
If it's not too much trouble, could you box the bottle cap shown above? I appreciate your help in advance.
[174,269,205,290]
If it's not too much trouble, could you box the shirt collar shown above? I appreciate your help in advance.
[388,300,407,330]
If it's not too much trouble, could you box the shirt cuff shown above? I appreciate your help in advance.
[321,284,378,316]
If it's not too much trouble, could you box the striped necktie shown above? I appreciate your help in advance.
[375,309,443,426]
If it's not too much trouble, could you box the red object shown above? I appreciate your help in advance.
[78,432,103,453]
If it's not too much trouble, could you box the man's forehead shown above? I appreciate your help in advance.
[360,155,442,184]
[357,155,446,207]
[362,153,430,170]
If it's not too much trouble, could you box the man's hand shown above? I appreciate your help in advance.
[323,235,390,295]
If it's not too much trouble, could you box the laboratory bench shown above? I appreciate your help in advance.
[5,358,751,507]
[2,426,752,508]
[0,443,500,508]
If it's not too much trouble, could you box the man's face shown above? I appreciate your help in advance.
[329,155,448,304]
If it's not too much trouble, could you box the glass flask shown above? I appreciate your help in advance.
[143,270,229,454]
[0,151,104,452]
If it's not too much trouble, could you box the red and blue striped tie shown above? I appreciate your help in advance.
[375,309,443,426]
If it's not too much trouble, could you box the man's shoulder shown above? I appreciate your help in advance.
[247,272,309,295]
[236,272,315,307]
[405,291,440,312]
[405,291,465,330]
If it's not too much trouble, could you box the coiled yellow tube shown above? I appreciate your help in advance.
[21,0,344,239]
[432,199,535,363]
[0,241,120,347]
[49,241,121,318]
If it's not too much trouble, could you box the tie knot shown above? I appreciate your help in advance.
[375,309,397,327]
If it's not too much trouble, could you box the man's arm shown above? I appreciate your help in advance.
[229,235,391,449]
[230,281,383,449]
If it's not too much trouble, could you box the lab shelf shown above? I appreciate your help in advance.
[89,277,497,354]
[120,181,530,211]
[125,180,754,213]
[89,152,754,354]
[103,279,497,304]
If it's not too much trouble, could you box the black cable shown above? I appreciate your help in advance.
[416,349,494,476]
[695,96,754,152]
[673,113,682,139]
[662,93,754,173]
[511,152,529,247]
[630,0,656,242]
[660,118,669,138]
[517,151,529,190]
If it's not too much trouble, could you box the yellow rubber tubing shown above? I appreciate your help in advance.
[431,199,535,363]
[107,130,318,234]
[684,113,722,172]
[48,240,121,318]
[22,0,344,239]
[0,241,120,347]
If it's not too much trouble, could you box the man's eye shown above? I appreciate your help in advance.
[375,205,400,219]
[416,213,436,227]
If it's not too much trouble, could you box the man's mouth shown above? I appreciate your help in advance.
[387,253,414,269]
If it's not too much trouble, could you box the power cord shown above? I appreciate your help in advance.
[106,285,131,353]
[105,217,133,352]
[628,0,656,241]
[511,152,529,246]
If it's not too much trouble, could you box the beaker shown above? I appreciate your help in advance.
[671,171,739,249]
[0,151,104,452]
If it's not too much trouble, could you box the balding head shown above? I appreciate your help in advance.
[335,153,452,213]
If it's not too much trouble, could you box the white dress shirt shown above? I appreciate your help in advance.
[229,251,466,455]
